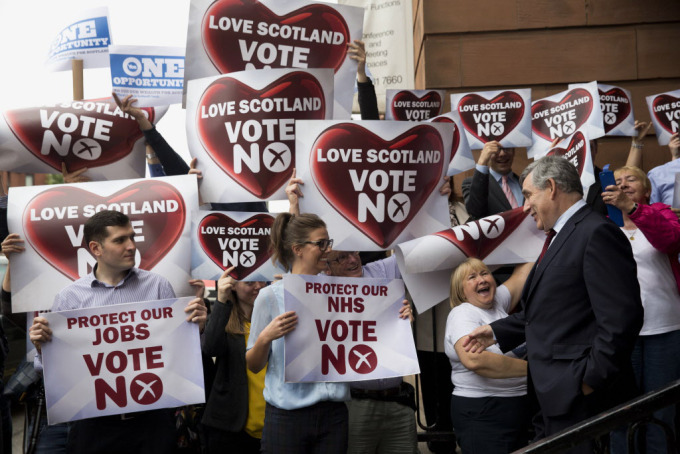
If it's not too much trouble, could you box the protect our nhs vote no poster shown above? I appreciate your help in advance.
[385,89,445,121]
[395,208,544,313]
[42,297,205,424]
[46,7,112,71]
[186,68,334,203]
[7,175,198,313]
[184,0,364,118]
[296,120,451,251]
[110,46,185,107]
[646,89,680,146]
[283,275,419,383]
[450,88,533,149]
[191,211,284,281]
[428,111,475,176]
[0,97,167,180]
[529,81,604,158]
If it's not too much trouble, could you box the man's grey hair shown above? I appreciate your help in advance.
[520,155,584,196]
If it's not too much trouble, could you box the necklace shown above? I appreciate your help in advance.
[624,228,638,240]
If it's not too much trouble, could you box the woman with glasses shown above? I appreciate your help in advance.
[246,212,349,454]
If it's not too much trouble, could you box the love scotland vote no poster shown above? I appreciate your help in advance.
[283,274,419,383]
[0,97,168,181]
[7,175,198,313]
[184,0,364,118]
[295,119,452,251]
[186,67,334,203]
[41,297,205,424]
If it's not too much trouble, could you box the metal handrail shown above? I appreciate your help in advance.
[513,379,680,453]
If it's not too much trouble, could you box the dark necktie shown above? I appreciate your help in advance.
[537,229,556,264]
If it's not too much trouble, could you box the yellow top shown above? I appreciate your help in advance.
[244,321,267,439]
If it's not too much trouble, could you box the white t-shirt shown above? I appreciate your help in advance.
[623,227,680,336]
[444,285,527,398]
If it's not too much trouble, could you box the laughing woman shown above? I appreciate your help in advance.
[445,259,532,453]
[245,213,350,454]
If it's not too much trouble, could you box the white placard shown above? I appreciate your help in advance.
[395,208,544,313]
[110,45,185,107]
[184,0,363,118]
[296,119,451,251]
[186,68,334,203]
[428,111,475,176]
[191,210,284,281]
[385,89,445,121]
[0,98,167,180]
[283,274,419,382]
[598,83,635,137]
[42,297,205,424]
[46,7,112,72]
[7,175,198,312]
[450,88,533,149]
[529,81,604,158]
[646,89,680,146]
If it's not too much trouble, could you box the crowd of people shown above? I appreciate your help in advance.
[0,36,677,454]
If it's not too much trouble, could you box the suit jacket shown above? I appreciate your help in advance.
[201,298,249,432]
[491,205,643,419]
[585,166,608,216]
[462,169,518,220]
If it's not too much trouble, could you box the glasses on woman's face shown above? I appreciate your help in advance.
[329,251,360,265]
[303,238,334,252]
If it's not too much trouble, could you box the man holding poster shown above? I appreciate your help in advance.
[29,210,207,454]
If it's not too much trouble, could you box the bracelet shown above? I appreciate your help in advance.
[631,142,644,149]
[146,153,157,160]
[627,203,638,215]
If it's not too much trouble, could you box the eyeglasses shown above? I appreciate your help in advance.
[328,251,360,265]
[303,239,334,252]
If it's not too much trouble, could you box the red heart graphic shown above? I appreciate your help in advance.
[651,94,680,134]
[196,71,327,198]
[431,116,461,163]
[457,91,525,143]
[3,98,155,172]
[197,212,274,280]
[201,0,350,73]
[599,88,632,134]
[390,91,442,121]
[23,181,186,281]
[547,131,587,176]
[310,123,445,248]
[531,88,593,141]
[435,208,527,258]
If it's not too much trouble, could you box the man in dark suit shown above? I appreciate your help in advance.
[461,141,523,220]
[464,155,643,453]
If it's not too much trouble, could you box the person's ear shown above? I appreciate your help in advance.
[548,179,558,200]
[89,240,101,257]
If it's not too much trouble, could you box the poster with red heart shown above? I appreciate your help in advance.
[529,81,604,158]
[597,83,635,136]
[427,111,475,176]
[394,208,544,313]
[296,120,452,251]
[546,129,595,189]
[385,89,444,121]
[646,88,680,146]
[7,175,198,313]
[186,68,334,203]
[191,210,283,281]
[0,98,167,180]
[184,0,363,119]
[450,88,532,149]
